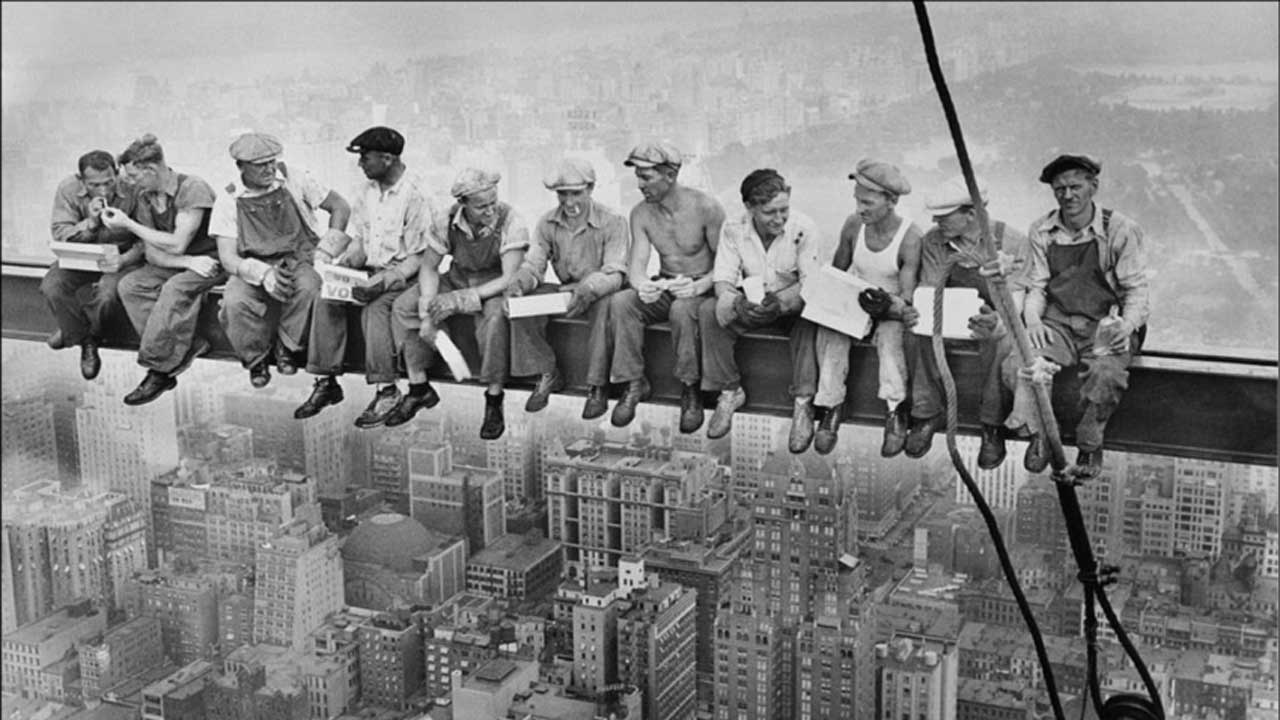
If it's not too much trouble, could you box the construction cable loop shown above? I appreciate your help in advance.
[911,2,1164,718]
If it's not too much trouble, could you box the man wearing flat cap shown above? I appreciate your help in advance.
[294,125,438,430]
[505,156,630,418]
[392,166,530,440]
[609,140,725,433]
[1001,153,1148,477]
[809,158,923,456]
[699,168,824,444]
[901,176,1030,468]
[41,149,143,381]
[211,132,352,389]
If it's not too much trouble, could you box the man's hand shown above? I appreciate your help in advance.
[1025,320,1053,350]
[418,317,438,343]
[670,275,707,299]
[96,253,122,274]
[967,304,1005,340]
[263,266,296,302]
[100,207,130,230]
[858,287,893,320]
[564,285,593,319]
[314,248,334,266]
[428,288,482,324]
[351,274,387,304]
[186,255,220,279]
[902,304,920,328]
[978,250,1025,279]
[745,292,781,324]
[637,279,664,304]
[87,197,107,227]
[503,282,525,299]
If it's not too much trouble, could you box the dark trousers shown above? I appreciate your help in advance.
[508,284,614,385]
[307,284,404,384]
[608,288,703,386]
[219,266,322,369]
[118,264,226,374]
[40,262,135,345]
[910,333,1013,426]
[697,298,818,397]
[394,276,511,385]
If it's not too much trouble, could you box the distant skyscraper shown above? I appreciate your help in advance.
[953,435,1027,511]
[571,578,625,697]
[730,412,782,499]
[616,573,698,720]
[224,386,351,497]
[1172,458,1228,558]
[368,423,445,515]
[2,394,59,490]
[357,612,424,711]
[76,615,165,702]
[252,520,344,652]
[874,634,959,720]
[408,443,504,553]
[124,569,219,664]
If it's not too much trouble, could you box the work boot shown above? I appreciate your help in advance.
[611,378,651,428]
[582,385,609,420]
[1023,433,1050,473]
[480,391,506,440]
[355,385,403,429]
[678,383,704,434]
[249,360,271,389]
[788,396,815,454]
[80,340,102,381]
[977,424,1007,470]
[1073,448,1104,478]
[123,370,177,406]
[881,403,909,458]
[525,368,565,413]
[706,387,746,440]
[294,376,344,419]
[904,413,945,459]
[813,404,842,455]
[275,345,299,376]
[384,383,441,427]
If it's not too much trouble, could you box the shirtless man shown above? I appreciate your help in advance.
[608,141,726,433]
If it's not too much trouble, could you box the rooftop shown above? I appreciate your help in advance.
[466,532,561,571]
[4,606,102,646]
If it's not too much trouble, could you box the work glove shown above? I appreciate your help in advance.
[858,287,893,320]
[428,287,482,324]
[238,257,272,286]
[745,292,781,324]
[263,266,296,302]
[564,284,594,319]
[351,274,386,304]
[967,303,1005,340]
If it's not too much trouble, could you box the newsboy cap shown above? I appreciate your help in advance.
[229,132,283,163]
[451,168,502,199]
[624,141,682,170]
[1039,154,1101,183]
[543,157,597,191]
[346,126,405,156]
[925,177,989,216]
[849,159,911,196]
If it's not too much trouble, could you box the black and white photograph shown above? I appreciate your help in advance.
[1,2,1276,719]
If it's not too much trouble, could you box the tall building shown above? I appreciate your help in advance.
[953,435,1027,511]
[177,423,253,465]
[368,424,444,514]
[77,615,165,702]
[408,442,505,553]
[616,574,698,720]
[729,412,782,499]
[224,386,351,497]
[340,512,467,610]
[357,612,424,711]
[545,439,726,575]
[124,569,219,664]
[252,519,344,652]
[875,634,959,720]
[1173,458,1227,558]
[102,493,150,613]
[487,416,540,504]
[571,577,626,697]
[837,443,920,544]
[1,394,59,490]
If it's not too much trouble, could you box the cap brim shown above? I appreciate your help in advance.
[545,183,590,191]
[624,158,657,168]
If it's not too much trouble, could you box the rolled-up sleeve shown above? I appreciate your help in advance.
[1022,223,1053,320]
[499,210,531,255]
[427,210,452,257]
[207,191,239,240]
[513,219,553,292]
[1110,219,1150,329]
[401,191,435,257]
[712,222,744,286]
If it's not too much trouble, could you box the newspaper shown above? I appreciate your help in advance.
[800,265,876,340]
[316,261,370,304]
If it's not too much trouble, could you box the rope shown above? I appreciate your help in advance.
[929,271,1064,720]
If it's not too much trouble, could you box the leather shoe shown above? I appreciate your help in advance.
[788,397,815,454]
[611,378,651,428]
[977,424,1007,470]
[294,377,344,419]
[1074,448,1104,478]
[525,368,565,412]
[582,385,609,420]
[47,330,69,350]
[384,385,441,427]
[249,361,271,389]
[481,392,505,440]
[814,404,842,455]
[80,340,102,380]
[904,414,945,459]
[123,370,177,406]
[706,387,746,440]
[1023,433,1050,473]
[276,347,299,376]
[355,385,403,429]
[678,383,704,434]
[881,404,909,458]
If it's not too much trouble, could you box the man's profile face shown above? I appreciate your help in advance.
[130,162,161,192]
[80,167,117,199]
[1050,169,1097,217]
[932,207,971,240]
[462,188,500,228]
[556,187,592,219]
[239,158,278,191]
[357,151,395,181]
[635,166,673,203]
[854,185,893,225]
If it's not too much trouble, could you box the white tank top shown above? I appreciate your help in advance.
[851,216,910,294]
